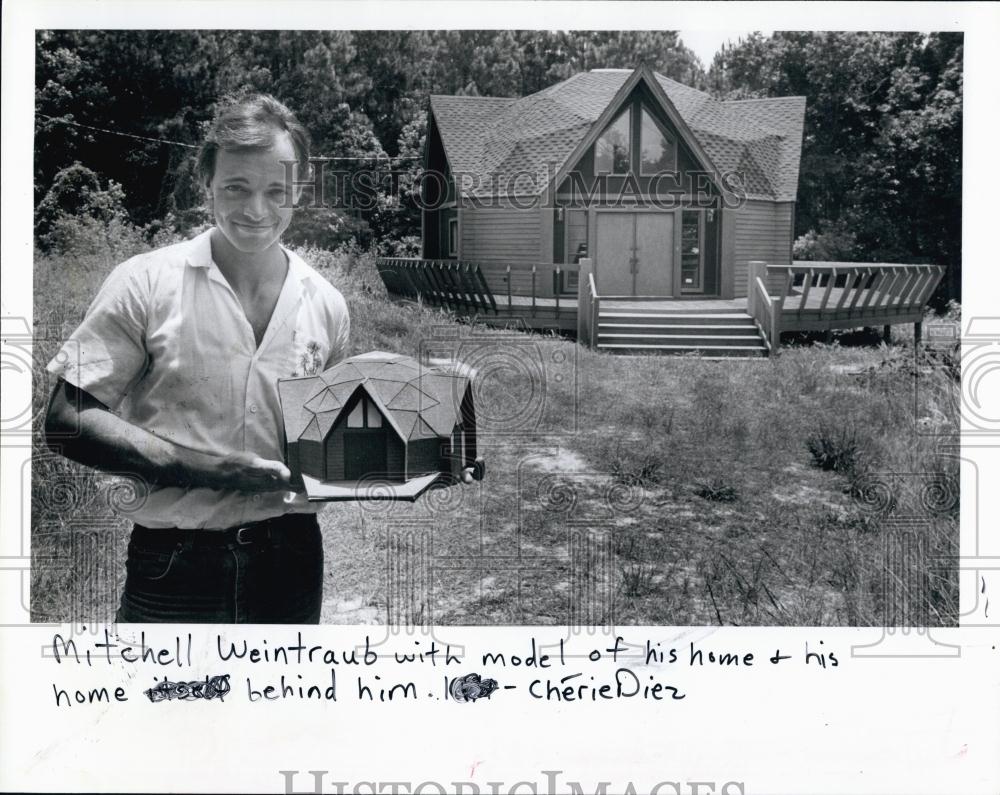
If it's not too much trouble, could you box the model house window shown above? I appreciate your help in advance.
[347,394,382,428]
[640,108,676,174]
[595,110,630,174]
[447,217,458,257]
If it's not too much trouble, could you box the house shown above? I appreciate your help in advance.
[377,66,942,356]
[421,65,806,301]
[277,352,482,501]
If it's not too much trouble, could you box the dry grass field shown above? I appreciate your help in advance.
[30,221,960,627]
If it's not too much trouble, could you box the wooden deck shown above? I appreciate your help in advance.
[468,289,918,314]
[375,257,946,352]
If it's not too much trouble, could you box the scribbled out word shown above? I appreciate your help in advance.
[449,673,498,702]
[145,674,231,702]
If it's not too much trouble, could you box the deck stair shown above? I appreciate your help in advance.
[596,307,768,358]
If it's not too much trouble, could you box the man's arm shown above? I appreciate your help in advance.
[44,379,290,492]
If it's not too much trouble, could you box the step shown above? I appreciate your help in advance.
[598,333,764,347]
[599,305,747,317]
[599,323,761,337]
[599,311,754,326]
[597,343,767,357]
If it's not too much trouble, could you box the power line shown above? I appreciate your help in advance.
[36,113,420,160]
[37,113,199,149]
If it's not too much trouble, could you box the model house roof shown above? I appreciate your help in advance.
[429,67,806,201]
[277,352,472,445]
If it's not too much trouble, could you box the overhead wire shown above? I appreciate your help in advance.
[36,113,420,159]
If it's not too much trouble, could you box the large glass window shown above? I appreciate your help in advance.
[681,210,702,292]
[640,108,676,174]
[447,217,458,257]
[595,110,631,174]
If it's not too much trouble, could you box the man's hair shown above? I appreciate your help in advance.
[197,93,311,187]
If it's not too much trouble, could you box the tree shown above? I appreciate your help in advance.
[33,30,728,255]
[709,32,962,303]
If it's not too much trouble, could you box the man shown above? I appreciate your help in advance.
[44,94,349,624]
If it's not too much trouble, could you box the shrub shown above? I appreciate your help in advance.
[620,561,658,597]
[35,163,131,252]
[793,219,857,261]
[377,235,421,257]
[806,424,865,475]
[605,441,663,487]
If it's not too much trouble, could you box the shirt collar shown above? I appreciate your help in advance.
[184,227,315,288]
[184,228,317,352]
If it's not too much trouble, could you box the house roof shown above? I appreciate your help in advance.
[429,68,806,202]
[277,352,472,446]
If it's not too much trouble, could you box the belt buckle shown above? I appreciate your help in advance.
[235,526,254,545]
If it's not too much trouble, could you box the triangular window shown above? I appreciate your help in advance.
[640,108,676,174]
[346,392,383,428]
[595,109,630,175]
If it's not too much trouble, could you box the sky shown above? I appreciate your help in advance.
[678,30,773,68]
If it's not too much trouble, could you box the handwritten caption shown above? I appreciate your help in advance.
[47,629,838,708]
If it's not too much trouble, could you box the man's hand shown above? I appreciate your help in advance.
[211,452,292,493]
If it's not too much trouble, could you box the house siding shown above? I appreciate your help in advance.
[407,437,447,477]
[297,440,325,480]
[387,435,405,480]
[324,427,347,480]
[460,206,543,294]
[732,200,794,296]
[460,206,541,264]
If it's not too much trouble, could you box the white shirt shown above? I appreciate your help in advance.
[46,228,350,528]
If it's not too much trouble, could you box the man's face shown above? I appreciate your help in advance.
[208,131,300,255]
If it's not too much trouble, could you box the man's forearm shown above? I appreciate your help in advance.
[50,398,224,489]
[45,380,291,492]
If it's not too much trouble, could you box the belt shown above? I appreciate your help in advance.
[132,513,316,549]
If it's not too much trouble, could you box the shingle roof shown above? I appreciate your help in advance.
[429,69,805,202]
[277,352,471,446]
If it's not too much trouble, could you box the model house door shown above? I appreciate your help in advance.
[343,429,387,480]
[594,212,674,296]
[339,393,388,480]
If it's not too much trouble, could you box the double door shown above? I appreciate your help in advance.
[594,211,675,296]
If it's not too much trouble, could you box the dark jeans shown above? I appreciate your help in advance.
[116,513,323,624]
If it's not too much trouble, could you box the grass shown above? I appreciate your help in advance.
[694,478,739,503]
[30,218,961,627]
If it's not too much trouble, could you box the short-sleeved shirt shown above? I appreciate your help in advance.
[46,227,350,529]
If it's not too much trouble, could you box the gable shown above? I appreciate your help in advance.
[326,383,407,444]
[558,80,715,200]
[428,68,806,202]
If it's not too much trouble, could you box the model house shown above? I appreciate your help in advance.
[277,352,482,501]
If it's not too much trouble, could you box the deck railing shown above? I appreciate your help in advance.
[376,257,498,314]
[746,272,779,353]
[748,260,946,346]
[376,257,579,316]
[576,259,599,349]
